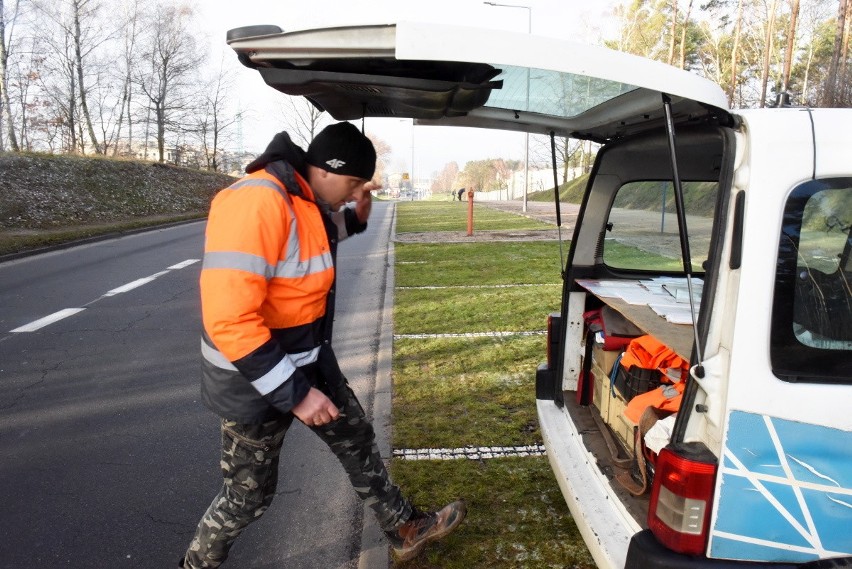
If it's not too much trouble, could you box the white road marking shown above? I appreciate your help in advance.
[10,308,86,333]
[103,271,170,297]
[168,259,200,270]
[8,259,200,333]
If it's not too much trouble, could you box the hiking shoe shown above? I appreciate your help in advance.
[387,500,467,562]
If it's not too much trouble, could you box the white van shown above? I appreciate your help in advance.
[226,22,851,568]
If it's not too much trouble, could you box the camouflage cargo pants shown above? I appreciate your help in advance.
[183,384,412,569]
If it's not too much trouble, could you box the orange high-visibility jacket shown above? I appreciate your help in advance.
[199,162,364,422]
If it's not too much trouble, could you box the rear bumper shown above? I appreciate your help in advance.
[536,399,641,569]
[626,530,852,568]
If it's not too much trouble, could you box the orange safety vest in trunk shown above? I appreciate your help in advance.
[619,335,689,424]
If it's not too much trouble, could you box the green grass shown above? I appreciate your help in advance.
[395,242,565,287]
[604,240,695,271]
[392,458,595,568]
[395,285,560,335]
[0,213,205,257]
[528,174,588,204]
[393,335,543,448]
[396,202,552,233]
[390,215,591,567]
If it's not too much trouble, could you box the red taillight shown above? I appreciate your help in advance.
[648,447,717,556]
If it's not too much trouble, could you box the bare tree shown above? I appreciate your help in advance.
[0,0,22,151]
[430,161,460,196]
[759,0,780,107]
[70,0,102,152]
[137,1,203,162]
[366,132,391,185]
[667,0,678,65]
[780,0,801,98]
[112,0,142,156]
[729,0,745,106]
[277,95,331,147]
[194,58,238,171]
[679,0,694,69]
[32,0,117,153]
[824,0,849,105]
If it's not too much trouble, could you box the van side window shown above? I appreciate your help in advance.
[603,181,718,272]
[771,179,852,383]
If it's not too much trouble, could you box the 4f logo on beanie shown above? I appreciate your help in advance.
[326,158,346,169]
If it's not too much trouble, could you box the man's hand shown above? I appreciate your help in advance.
[354,181,380,223]
[291,387,340,427]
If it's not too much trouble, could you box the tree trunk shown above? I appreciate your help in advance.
[157,103,165,162]
[68,66,77,153]
[729,0,745,106]
[667,0,677,66]
[839,0,850,104]
[679,0,693,70]
[73,0,100,153]
[0,0,20,151]
[826,0,848,105]
[781,0,800,98]
[760,0,779,108]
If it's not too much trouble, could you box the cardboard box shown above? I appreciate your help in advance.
[591,361,610,420]
[604,388,638,457]
[614,413,638,455]
[592,344,622,376]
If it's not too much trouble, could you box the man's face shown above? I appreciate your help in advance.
[312,170,369,210]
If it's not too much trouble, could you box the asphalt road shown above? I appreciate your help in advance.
[0,202,395,568]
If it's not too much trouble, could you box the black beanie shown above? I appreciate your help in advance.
[306,122,376,181]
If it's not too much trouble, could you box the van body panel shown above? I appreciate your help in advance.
[709,411,852,562]
[722,111,846,428]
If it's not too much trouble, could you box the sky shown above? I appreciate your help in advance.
[197,0,624,177]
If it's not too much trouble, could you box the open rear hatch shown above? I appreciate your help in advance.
[226,21,731,142]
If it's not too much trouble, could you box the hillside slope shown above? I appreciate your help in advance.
[0,153,236,256]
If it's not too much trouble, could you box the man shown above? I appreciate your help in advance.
[181,122,466,568]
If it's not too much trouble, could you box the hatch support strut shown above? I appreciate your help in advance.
[662,94,704,370]
[549,131,565,278]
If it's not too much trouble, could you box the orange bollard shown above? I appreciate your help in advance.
[466,189,474,236]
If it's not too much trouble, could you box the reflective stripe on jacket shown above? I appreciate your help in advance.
[199,165,336,422]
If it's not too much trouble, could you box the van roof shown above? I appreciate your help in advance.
[227,21,732,142]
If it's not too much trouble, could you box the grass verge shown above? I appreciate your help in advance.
[0,213,204,257]
[390,202,592,568]
[391,458,595,568]
[396,202,552,233]
[396,242,564,287]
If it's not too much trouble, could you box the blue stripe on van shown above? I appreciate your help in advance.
[709,411,852,562]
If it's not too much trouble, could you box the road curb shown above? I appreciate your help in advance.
[358,203,396,569]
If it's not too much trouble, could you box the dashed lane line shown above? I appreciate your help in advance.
[10,308,87,333]
[9,259,200,333]
[103,270,171,296]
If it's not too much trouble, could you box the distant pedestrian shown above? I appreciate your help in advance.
[457,187,465,201]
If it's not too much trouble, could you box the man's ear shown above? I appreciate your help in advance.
[306,164,329,185]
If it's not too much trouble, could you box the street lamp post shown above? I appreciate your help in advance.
[483,1,531,212]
